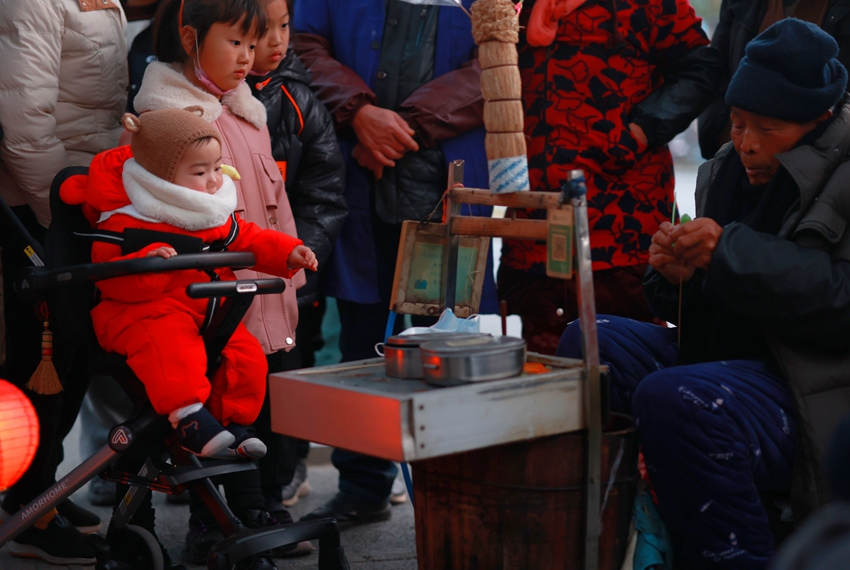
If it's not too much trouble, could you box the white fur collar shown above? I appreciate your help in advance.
[134,62,267,130]
[116,159,238,231]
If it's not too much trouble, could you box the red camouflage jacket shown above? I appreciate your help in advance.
[503,0,719,272]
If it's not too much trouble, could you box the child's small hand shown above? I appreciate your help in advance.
[147,246,178,259]
[287,245,318,271]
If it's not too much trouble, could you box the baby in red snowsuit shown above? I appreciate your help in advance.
[67,108,316,458]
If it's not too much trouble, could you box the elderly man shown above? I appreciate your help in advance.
[558,19,850,570]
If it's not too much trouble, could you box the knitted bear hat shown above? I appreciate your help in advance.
[121,107,221,183]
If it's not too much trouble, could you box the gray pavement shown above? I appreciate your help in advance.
[0,417,417,570]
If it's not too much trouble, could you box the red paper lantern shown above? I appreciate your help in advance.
[0,380,39,492]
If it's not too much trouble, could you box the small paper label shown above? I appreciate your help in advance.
[488,156,530,194]
[547,206,574,279]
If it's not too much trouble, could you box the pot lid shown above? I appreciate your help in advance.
[419,335,526,356]
[386,332,490,347]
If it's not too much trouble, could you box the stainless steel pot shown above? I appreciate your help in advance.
[419,336,527,386]
[379,333,490,379]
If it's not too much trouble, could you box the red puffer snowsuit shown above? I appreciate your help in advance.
[63,146,303,425]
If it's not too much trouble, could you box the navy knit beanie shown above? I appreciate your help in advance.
[726,18,848,122]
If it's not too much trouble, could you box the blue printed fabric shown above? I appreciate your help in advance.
[557,316,797,570]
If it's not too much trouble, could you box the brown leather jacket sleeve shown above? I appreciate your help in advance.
[292,33,377,132]
[398,57,484,148]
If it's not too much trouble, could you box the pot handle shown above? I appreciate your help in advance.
[374,342,385,357]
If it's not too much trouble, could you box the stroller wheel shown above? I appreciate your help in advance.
[108,524,165,570]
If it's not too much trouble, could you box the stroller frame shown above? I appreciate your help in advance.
[0,167,349,570]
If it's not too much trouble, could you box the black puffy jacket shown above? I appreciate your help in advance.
[698,0,850,159]
[250,50,347,306]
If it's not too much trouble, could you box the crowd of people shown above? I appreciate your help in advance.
[0,0,848,569]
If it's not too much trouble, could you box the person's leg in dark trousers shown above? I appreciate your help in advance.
[0,205,98,562]
[256,347,302,506]
[256,299,325,509]
[319,300,397,516]
[557,316,796,569]
[299,299,399,525]
[297,297,326,369]
[556,315,679,414]
[1,205,93,501]
[634,362,795,570]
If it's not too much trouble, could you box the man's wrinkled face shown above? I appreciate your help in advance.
[730,107,827,186]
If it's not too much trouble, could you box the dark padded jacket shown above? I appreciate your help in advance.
[250,49,347,306]
[645,99,850,520]
[698,0,850,159]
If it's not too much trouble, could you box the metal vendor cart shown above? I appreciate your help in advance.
[268,162,637,570]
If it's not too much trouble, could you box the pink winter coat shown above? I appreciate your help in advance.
[132,62,305,354]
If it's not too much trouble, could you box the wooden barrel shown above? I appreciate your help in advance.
[413,415,639,570]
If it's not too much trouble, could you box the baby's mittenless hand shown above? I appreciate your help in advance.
[287,245,318,272]
[147,246,178,259]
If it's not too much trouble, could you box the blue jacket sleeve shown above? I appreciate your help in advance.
[292,0,331,36]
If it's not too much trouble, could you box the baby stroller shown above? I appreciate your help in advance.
[0,166,349,570]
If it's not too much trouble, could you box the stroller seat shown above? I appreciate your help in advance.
[0,167,349,570]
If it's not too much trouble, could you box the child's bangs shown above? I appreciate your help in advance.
[216,0,268,39]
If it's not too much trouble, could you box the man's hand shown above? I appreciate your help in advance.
[287,245,318,272]
[669,217,723,270]
[649,222,695,284]
[146,246,177,259]
[351,104,419,169]
[352,143,385,180]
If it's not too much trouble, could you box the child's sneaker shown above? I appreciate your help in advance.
[176,408,235,457]
[212,424,267,460]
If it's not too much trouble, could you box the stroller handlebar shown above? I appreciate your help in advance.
[186,278,285,299]
[13,252,257,298]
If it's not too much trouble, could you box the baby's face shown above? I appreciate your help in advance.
[173,138,223,194]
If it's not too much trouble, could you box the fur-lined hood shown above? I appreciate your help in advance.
[134,62,267,130]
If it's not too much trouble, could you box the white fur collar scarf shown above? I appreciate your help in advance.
[133,62,267,130]
[109,159,238,231]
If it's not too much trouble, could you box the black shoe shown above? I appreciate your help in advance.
[87,476,118,507]
[57,499,103,534]
[264,501,315,558]
[299,492,391,530]
[236,554,278,570]
[236,510,279,569]
[8,513,98,565]
[177,408,235,457]
[184,516,224,565]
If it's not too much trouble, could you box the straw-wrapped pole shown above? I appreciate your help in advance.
[472,0,529,193]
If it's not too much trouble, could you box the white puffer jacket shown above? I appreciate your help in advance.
[0,0,127,227]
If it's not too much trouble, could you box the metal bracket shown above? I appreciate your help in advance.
[570,170,603,570]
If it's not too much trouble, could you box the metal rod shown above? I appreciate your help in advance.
[0,445,118,547]
[570,169,602,570]
[110,458,160,530]
[441,160,464,313]
[0,193,45,265]
[188,455,246,537]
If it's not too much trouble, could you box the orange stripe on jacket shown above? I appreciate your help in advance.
[280,85,304,137]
